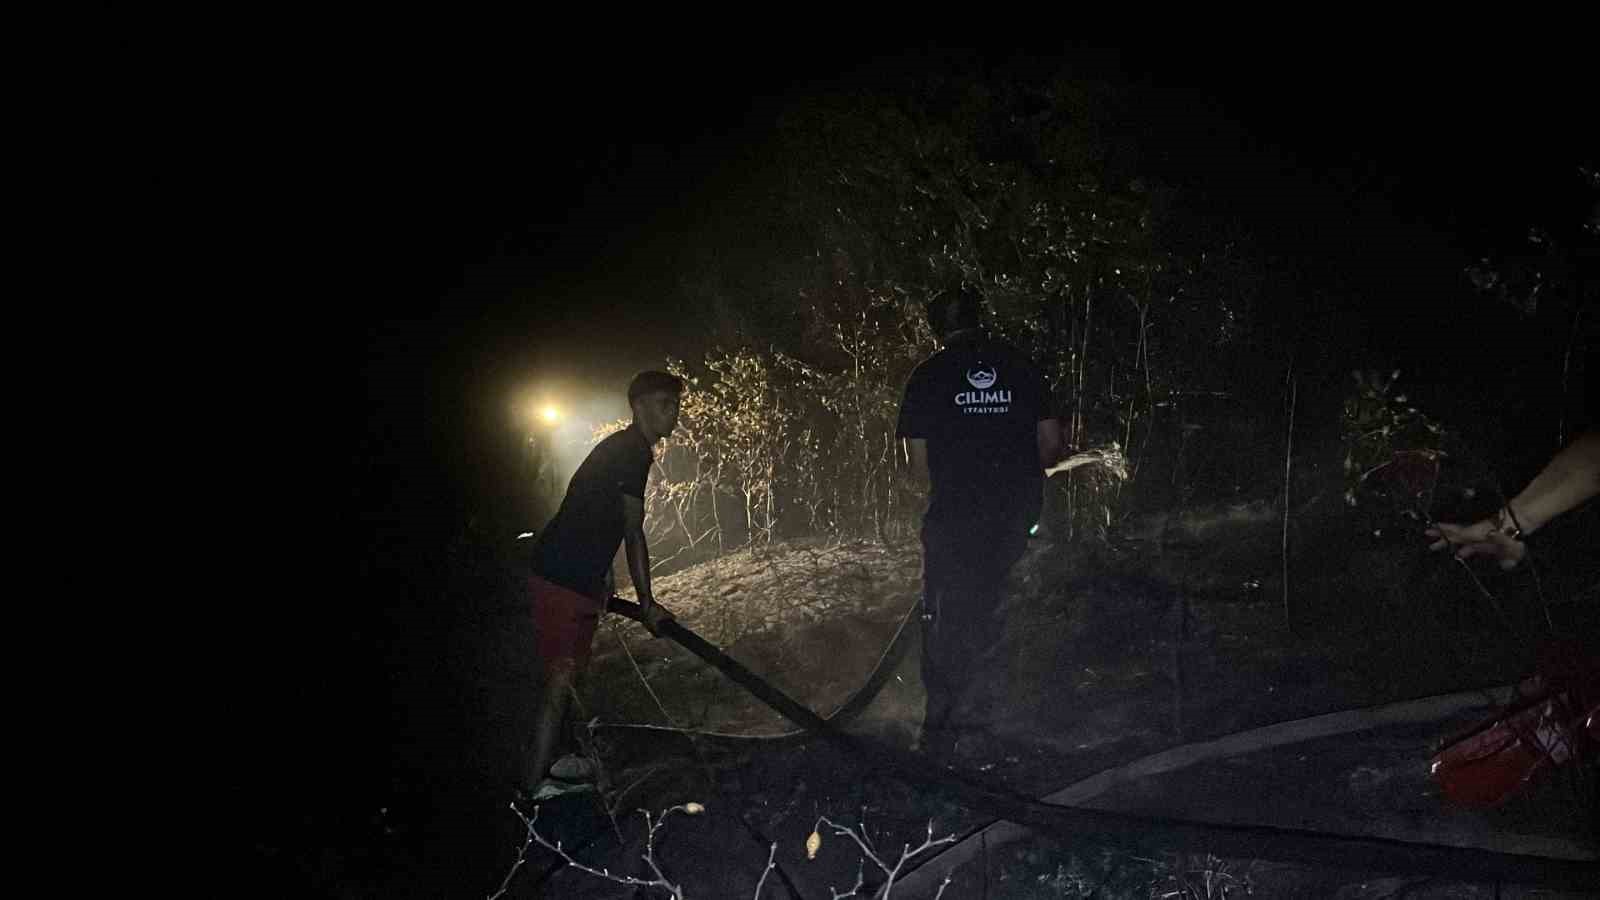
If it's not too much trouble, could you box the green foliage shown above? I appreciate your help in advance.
[1339,369,1450,519]
[765,69,1267,537]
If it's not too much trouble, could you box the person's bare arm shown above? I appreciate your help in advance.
[903,437,929,485]
[1036,418,1065,470]
[623,493,673,634]
[902,437,930,518]
[1427,430,1600,568]
[1502,431,1600,534]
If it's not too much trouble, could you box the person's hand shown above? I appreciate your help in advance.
[1425,519,1527,570]
[640,603,676,637]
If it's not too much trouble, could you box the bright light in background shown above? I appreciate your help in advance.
[518,395,565,430]
[512,381,632,489]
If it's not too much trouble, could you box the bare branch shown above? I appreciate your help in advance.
[486,801,535,900]
[817,816,958,897]
[752,842,778,899]
[502,803,693,900]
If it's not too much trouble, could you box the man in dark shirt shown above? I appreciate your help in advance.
[897,288,1064,763]
[523,370,682,794]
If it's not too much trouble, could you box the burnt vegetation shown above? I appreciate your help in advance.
[630,67,1285,565]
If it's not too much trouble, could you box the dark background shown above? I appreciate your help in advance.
[348,33,1593,581]
[226,28,1594,874]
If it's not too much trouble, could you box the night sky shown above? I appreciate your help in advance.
[284,32,1595,851]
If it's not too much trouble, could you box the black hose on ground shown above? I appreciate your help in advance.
[593,596,920,744]
[609,597,1598,891]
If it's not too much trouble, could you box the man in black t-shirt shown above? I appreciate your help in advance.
[523,370,682,794]
[897,288,1064,763]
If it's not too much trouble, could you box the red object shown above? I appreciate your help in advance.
[1431,641,1600,807]
[529,575,606,673]
[1431,694,1591,807]
[1377,449,1440,503]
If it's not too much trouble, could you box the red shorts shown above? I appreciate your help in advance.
[530,575,606,672]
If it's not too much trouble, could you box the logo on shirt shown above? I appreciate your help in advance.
[955,366,1010,413]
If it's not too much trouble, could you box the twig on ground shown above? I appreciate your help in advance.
[752,841,778,898]
[1140,852,1255,900]
[500,802,703,900]
[486,805,535,900]
[810,816,957,898]
[637,806,684,889]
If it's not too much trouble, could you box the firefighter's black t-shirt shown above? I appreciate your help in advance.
[896,333,1055,527]
[532,423,653,594]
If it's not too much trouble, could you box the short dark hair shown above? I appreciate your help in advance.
[925,286,984,335]
[627,370,684,404]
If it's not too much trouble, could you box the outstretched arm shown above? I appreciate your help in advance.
[1427,430,1600,568]
[1501,430,1600,534]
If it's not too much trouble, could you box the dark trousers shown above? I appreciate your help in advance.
[919,518,1029,745]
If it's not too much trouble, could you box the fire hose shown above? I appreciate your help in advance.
[593,595,921,744]
[607,596,1597,892]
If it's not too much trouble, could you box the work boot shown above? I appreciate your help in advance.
[521,778,595,803]
[548,753,598,782]
[516,753,599,804]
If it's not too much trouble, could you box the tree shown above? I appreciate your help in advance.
[660,59,1279,549]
